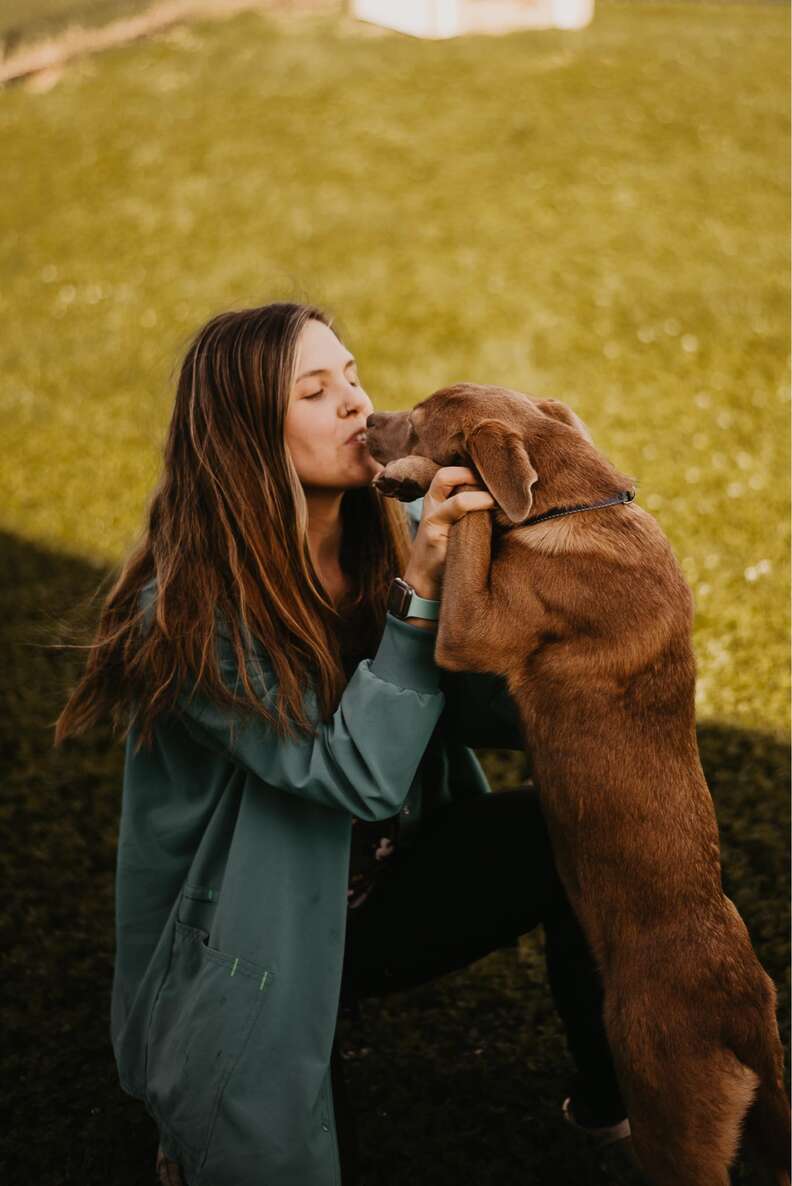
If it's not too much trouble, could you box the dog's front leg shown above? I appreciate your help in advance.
[372,456,440,501]
[435,497,500,673]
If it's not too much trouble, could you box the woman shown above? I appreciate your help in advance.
[55,302,634,1186]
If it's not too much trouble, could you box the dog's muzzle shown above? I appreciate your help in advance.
[365,411,413,464]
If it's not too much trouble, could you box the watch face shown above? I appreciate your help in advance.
[387,579,412,618]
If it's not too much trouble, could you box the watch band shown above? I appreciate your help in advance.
[387,577,440,621]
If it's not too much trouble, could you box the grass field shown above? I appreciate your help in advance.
[1,3,789,1183]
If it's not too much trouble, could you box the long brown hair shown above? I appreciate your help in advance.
[54,302,413,751]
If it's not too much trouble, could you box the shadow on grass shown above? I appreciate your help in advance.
[2,529,788,1184]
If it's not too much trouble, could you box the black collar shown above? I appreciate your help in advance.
[521,487,637,528]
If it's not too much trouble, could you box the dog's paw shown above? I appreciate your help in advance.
[372,472,427,501]
[371,455,440,501]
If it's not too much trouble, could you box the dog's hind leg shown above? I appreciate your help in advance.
[615,1046,758,1186]
[742,1076,792,1186]
[725,961,791,1184]
[735,1024,791,1185]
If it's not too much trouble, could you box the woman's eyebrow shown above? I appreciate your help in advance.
[296,357,357,382]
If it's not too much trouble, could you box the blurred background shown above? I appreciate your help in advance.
[2,1,789,1182]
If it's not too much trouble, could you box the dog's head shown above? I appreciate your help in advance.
[366,383,598,524]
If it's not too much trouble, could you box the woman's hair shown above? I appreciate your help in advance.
[54,301,413,751]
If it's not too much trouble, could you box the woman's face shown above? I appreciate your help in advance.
[285,319,384,490]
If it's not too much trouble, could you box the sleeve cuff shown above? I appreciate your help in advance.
[369,611,441,693]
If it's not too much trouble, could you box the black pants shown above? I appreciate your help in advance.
[329,783,626,1185]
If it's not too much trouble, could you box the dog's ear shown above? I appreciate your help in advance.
[534,398,595,445]
[466,419,538,524]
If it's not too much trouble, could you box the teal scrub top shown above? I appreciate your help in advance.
[110,497,524,1186]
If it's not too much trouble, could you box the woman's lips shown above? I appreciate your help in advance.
[345,431,368,447]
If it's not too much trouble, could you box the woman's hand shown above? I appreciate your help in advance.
[403,466,495,600]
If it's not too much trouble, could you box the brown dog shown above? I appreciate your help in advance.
[365,384,790,1186]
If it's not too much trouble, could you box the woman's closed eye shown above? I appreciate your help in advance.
[302,366,360,399]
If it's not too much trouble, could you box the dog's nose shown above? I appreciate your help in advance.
[366,413,383,428]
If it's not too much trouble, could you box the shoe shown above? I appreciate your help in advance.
[562,1095,631,1147]
[155,1143,188,1186]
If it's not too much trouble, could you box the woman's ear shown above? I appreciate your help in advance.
[534,398,595,445]
[466,419,538,524]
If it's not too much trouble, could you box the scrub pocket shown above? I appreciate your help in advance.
[144,918,274,1169]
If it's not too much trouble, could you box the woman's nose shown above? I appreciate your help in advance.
[343,386,371,415]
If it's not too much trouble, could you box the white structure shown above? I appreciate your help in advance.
[351,0,595,37]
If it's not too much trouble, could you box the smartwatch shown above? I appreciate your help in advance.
[387,577,440,621]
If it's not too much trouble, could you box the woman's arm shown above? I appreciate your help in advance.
[175,613,445,822]
[139,580,445,821]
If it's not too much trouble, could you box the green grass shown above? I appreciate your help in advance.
[3,1,789,732]
[1,4,789,1183]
